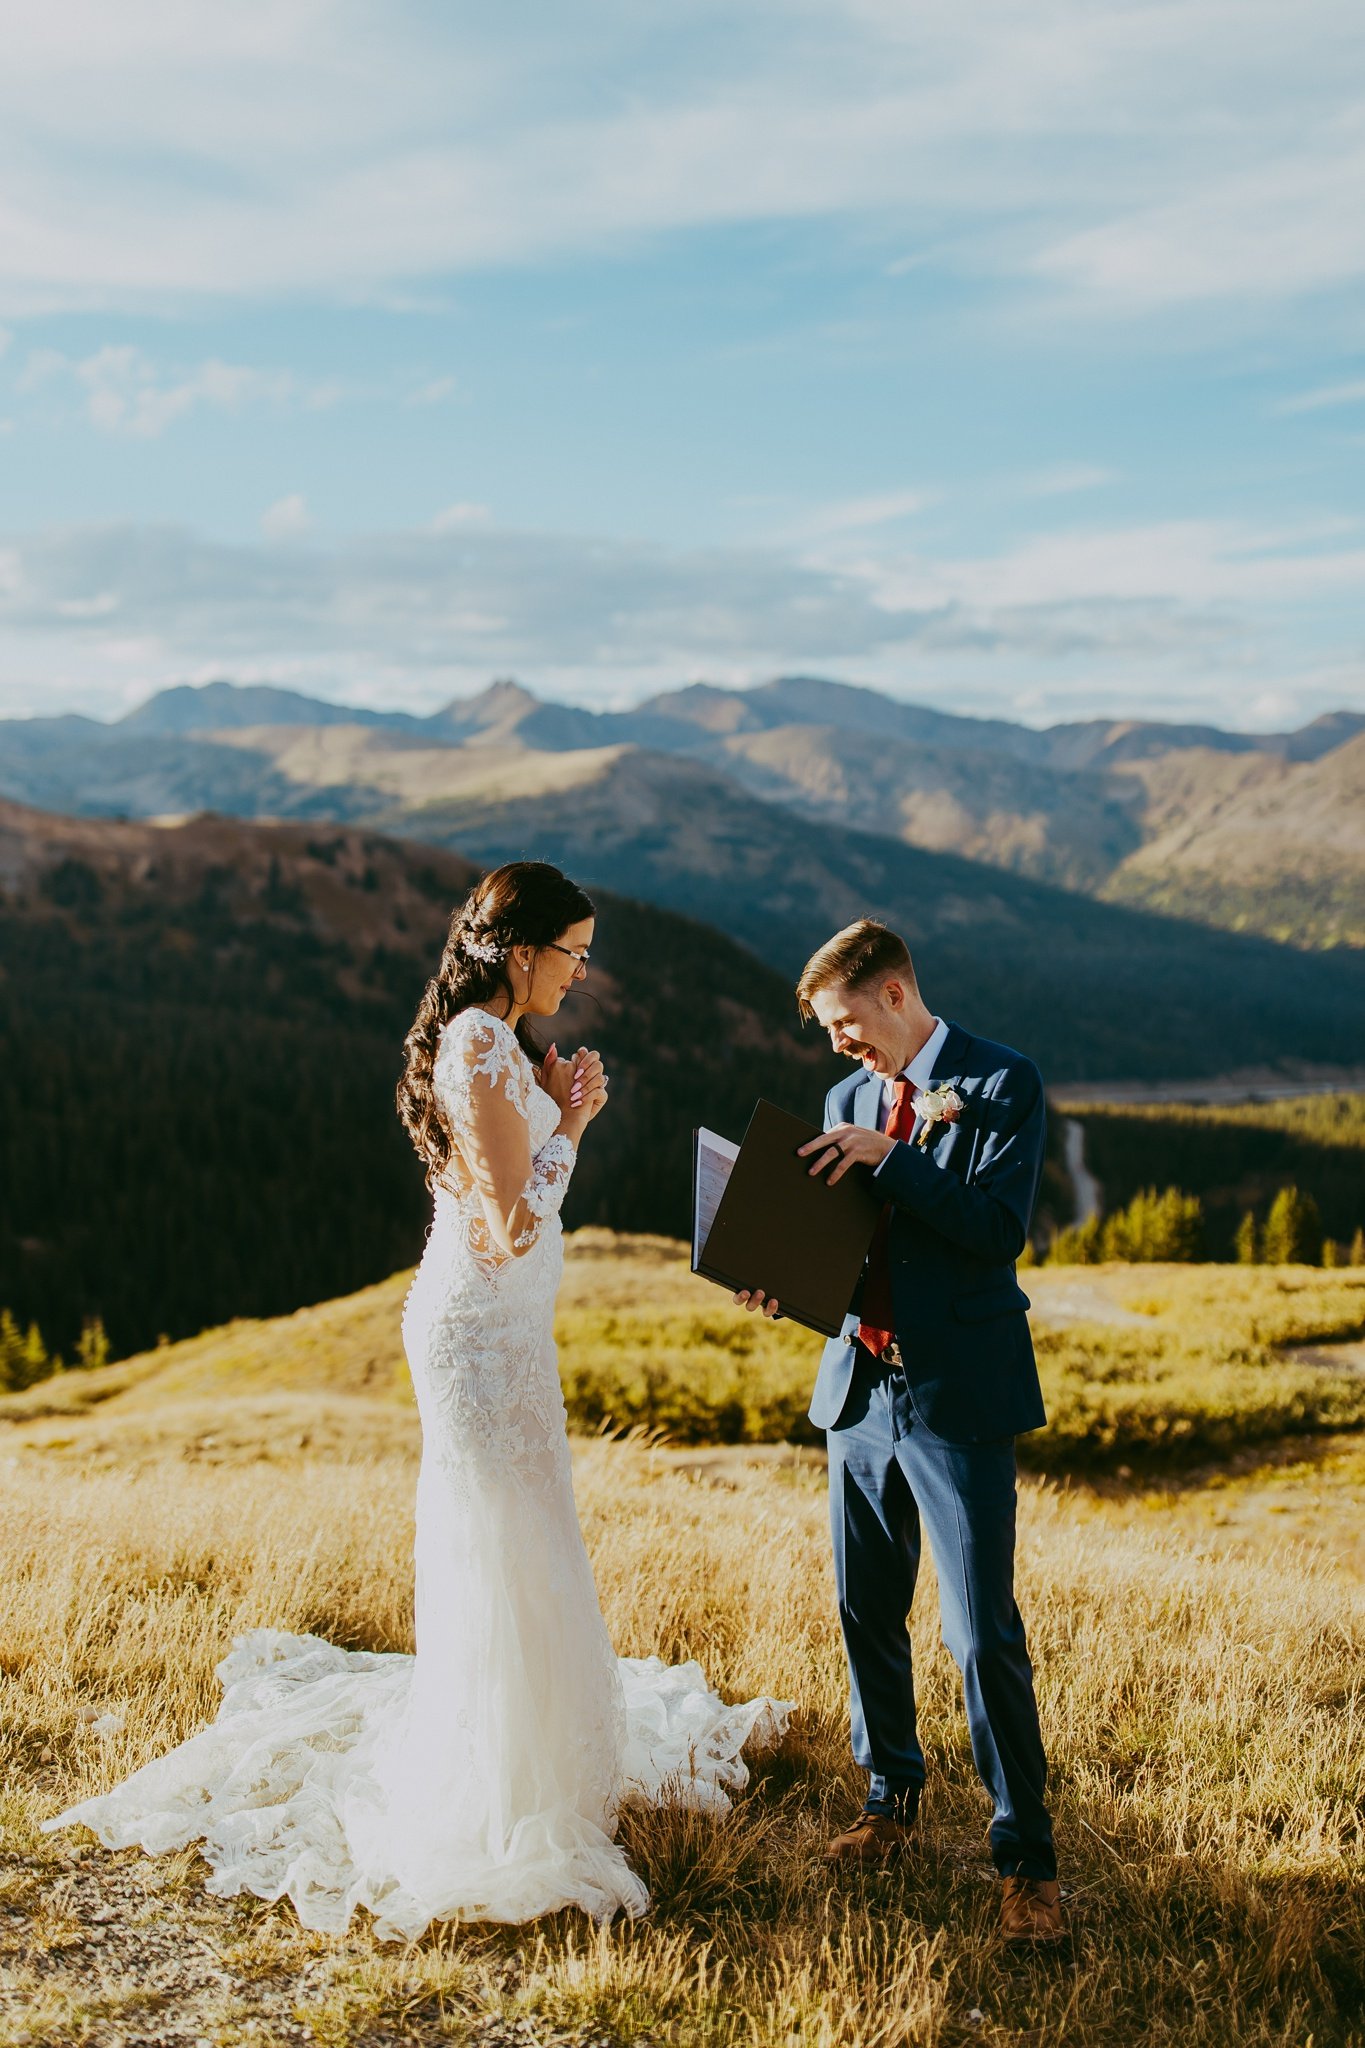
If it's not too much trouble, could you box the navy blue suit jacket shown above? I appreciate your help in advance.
[807,1019,1047,1444]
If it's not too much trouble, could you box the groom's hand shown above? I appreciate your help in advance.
[798,1122,895,1184]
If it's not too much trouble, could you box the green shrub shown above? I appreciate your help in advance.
[558,1309,822,1445]
[551,1268,1365,1472]
[1262,1186,1324,1265]
[1047,1216,1103,1265]
[1049,1186,1203,1264]
[0,1309,54,1391]
[1101,1186,1204,1262]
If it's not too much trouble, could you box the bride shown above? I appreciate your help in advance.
[43,860,791,1940]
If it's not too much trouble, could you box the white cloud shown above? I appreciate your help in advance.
[1009,464,1116,498]
[1035,136,1365,309]
[1,509,1361,730]
[12,342,453,431]
[55,590,120,618]
[407,375,457,406]
[854,517,1365,612]
[795,489,939,540]
[1249,686,1302,725]
[0,2,1359,315]
[260,493,311,537]
[1277,377,1365,415]
[19,344,297,436]
[431,502,492,530]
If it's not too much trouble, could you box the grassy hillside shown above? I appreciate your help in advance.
[664,722,1143,891]
[383,745,1365,1079]
[1102,735,1365,947]
[0,803,827,1360]
[1069,1093,1365,1253]
[8,1231,1364,1477]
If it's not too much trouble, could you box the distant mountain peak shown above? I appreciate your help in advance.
[117,679,409,734]
[635,681,767,735]
[466,676,539,711]
[428,677,541,729]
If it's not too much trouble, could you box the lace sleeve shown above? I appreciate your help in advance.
[515,1134,576,1248]
[433,1010,576,1256]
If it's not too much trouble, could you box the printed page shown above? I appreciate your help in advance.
[693,1128,740,1264]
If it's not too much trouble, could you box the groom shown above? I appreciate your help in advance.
[735,918,1063,1944]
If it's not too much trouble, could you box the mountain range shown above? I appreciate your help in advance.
[3,674,1360,950]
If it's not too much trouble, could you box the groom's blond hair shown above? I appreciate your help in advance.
[796,919,918,1023]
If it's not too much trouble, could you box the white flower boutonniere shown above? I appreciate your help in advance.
[911,1083,964,1147]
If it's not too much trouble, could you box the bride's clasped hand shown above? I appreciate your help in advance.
[541,1039,608,1126]
[41,860,792,1940]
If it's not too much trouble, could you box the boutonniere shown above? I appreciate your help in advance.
[911,1084,963,1147]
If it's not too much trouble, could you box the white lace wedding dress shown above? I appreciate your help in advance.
[42,1006,791,1940]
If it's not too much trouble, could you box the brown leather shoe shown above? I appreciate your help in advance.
[824,1812,915,1863]
[1000,1874,1066,1943]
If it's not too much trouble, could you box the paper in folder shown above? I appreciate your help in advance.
[691,1098,885,1338]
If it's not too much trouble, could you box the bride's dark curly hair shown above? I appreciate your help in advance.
[397,860,596,1194]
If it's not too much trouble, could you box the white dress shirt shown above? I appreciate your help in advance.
[871,1015,949,1176]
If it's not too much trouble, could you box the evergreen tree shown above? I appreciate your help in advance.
[1099,1186,1203,1261]
[1350,1227,1365,1267]
[1153,1186,1205,1261]
[1046,1216,1102,1265]
[0,1309,52,1391]
[1261,1186,1324,1265]
[74,1317,107,1371]
[1235,1211,1260,1264]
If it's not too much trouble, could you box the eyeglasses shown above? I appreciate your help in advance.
[546,941,591,974]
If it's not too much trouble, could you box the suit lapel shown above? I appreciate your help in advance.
[923,1019,974,1166]
[928,1019,971,1092]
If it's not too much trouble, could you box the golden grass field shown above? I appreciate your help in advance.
[3,1234,1364,2048]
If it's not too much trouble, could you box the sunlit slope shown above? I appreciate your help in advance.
[5,1233,1364,1475]
[0,1231,696,1420]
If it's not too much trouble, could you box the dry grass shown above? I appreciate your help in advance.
[3,1417,1364,2046]
[4,1236,1365,2044]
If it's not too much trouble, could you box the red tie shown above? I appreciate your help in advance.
[857,1078,918,1360]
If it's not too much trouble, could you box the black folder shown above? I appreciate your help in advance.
[691,1098,885,1338]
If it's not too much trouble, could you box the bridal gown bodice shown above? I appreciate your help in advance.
[402,1004,579,1498]
[42,1005,791,1941]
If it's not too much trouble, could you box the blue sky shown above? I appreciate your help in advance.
[0,1,1362,729]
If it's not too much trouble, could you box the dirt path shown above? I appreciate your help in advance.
[1,1841,624,2048]
[1025,1279,1151,1327]
[1287,1338,1365,1376]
